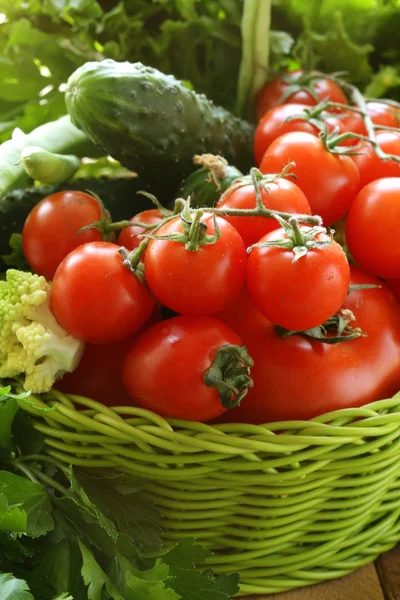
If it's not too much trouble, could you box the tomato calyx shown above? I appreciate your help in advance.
[275,308,365,344]
[143,200,222,252]
[204,344,254,409]
[249,214,331,262]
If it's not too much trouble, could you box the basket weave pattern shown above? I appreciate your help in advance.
[20,389,400,596]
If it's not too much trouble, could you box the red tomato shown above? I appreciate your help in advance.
[246,226,350,330]
[325,110,367,147]
[56,309,162,405]
[50,242,154,344]
[346,178,400,279]
[386,278,400,303]
[122,316,248,421]
[56,337,135,406]
[218,270,400,423]
[352,131,400,190]
[260,131,360,225]
[367,102,399,128]
[254,105,366,165]
[216,179,311,248]
[256,70,348,120]
[254,104,320,165]
[144,214,246,315]
[117,209,166,251]
[22,191,111,280]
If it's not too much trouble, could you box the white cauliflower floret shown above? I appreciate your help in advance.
[0,269,85,393]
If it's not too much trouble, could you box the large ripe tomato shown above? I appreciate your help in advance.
[122,316,250,421]
[22,191,110,280]
[144,214,246,315]
[246,225,350,330]
[218,269,400,423]
[367,102,399,128]
[117,209,166,251]
[352,131,400,190]
[50,242,154,344]
[346,178,400,279]
[256,70,348,120]
[260,131,360,225]
[216,178,311,248]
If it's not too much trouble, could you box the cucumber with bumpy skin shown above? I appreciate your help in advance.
[65,60,254,191]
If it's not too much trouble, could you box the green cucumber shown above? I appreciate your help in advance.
[0,115,98,200]
[180,154,242,208]
[20,146,81,185]
[65,60,254,191]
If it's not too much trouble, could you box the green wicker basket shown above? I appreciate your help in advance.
[19,389,400,597]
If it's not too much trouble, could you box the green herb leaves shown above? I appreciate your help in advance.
[0,385,239,600]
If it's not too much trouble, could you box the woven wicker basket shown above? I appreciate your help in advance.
[19,389,400,597]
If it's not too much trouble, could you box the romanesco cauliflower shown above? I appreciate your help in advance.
[0,269,85,393]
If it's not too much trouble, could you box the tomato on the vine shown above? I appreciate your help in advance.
[118,209,166,251]
[246,224,350,330]
[346,177,400,279]
[122,316,252,421]
[256,70,348,120]
[22,191,111,280]
[50,242,154,344]
[352,131,400,190]
[254,104,320,165]
[216,178,311,248]
[254,104,366,165]
[144,214,246,315]
[260,131,360,225]
[367,102,399,129]
[218,269,400,423]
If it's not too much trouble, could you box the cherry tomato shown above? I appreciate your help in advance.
[218,269,400,423]
[144,214,246,315]
[50,242,154,344]
[352,131,400,190]
[56,337,136,406]
[346,178,400,279]
[260,131,360,225]
[22,191,111,280]
[56,309,162,405]
[325,110,367,147]
[256,70,348,120]
[254,104,320,165]
[246,226,350,330]
[122,316,247,421]
[216,178,311,248]
[367,102,399,129]
[117,209,166,251]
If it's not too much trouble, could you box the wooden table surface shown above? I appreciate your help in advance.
[243,547,400,599]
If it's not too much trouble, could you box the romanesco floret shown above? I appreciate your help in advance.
[0,269,85,393]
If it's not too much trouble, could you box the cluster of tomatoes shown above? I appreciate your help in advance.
[21,69,400,424]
